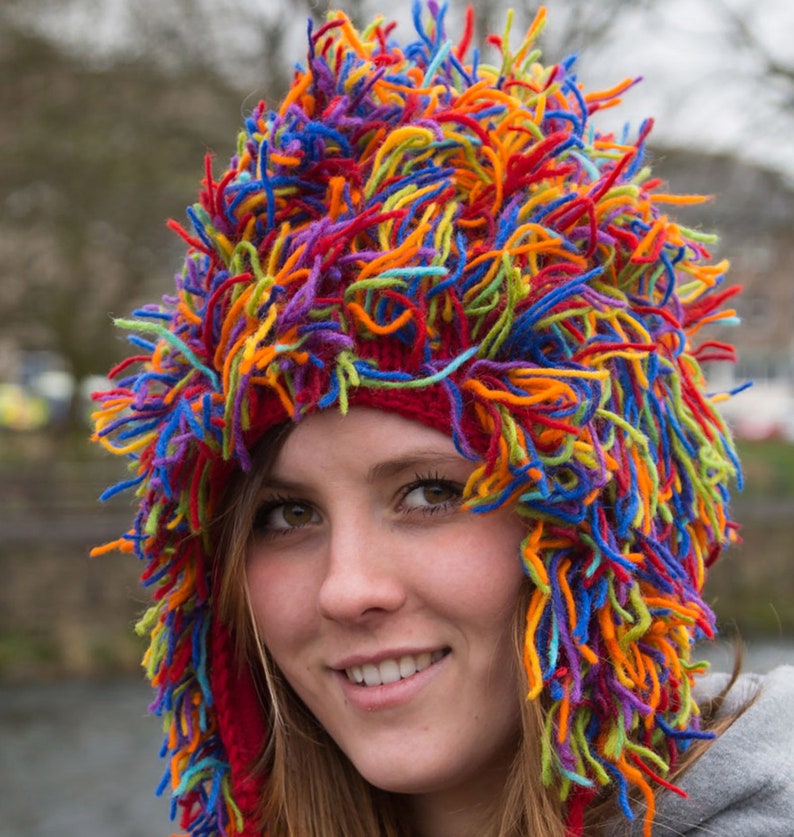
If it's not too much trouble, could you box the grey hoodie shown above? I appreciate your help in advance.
[616,665,794,836]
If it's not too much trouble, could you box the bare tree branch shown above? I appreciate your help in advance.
[715,0,794,94]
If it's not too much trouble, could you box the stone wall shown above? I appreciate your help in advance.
[0,449,146,679]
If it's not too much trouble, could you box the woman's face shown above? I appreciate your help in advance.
[246,407,527,819]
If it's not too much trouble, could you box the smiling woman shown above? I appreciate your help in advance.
[90,3,794,837]
[224,409,530,835]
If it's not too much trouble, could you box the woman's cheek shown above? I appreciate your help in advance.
[246,552,314,648]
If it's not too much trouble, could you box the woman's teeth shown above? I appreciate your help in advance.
[345,650,446,686]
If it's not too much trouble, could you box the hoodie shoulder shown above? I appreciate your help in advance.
[647,665,794,836]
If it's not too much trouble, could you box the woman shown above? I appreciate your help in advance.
[92,5,794,836]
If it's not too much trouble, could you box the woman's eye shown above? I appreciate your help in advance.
[253,501,319,534]
[401,480,462,511]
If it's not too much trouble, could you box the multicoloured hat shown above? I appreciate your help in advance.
[92,4,741,835]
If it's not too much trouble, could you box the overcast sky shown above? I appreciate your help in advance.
[15,0,794,181]
[581,0,794,182]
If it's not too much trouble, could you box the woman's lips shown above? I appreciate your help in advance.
[345,649,448,686]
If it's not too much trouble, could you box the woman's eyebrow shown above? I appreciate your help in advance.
[367,452,469,482]
[261,451,470,494]
[257,475,306,494]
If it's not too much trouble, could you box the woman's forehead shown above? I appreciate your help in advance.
[269,407,468,478]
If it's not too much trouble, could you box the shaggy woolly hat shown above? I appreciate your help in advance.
[93,5,741,836]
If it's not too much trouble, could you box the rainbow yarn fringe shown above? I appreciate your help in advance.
[92,4,741,835]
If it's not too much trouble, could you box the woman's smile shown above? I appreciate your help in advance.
[334,646,452,713]
[341,647,449,687]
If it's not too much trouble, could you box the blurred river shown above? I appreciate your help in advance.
[1,677,169,837]
[1,640,792,837]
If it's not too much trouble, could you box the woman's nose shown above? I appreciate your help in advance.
[317,513,407,623]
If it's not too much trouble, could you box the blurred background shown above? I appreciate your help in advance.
[1,0,793,834]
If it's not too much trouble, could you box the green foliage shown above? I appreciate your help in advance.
[0,631,60,672]
[0,22,244,427]
[736,438,794,497]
